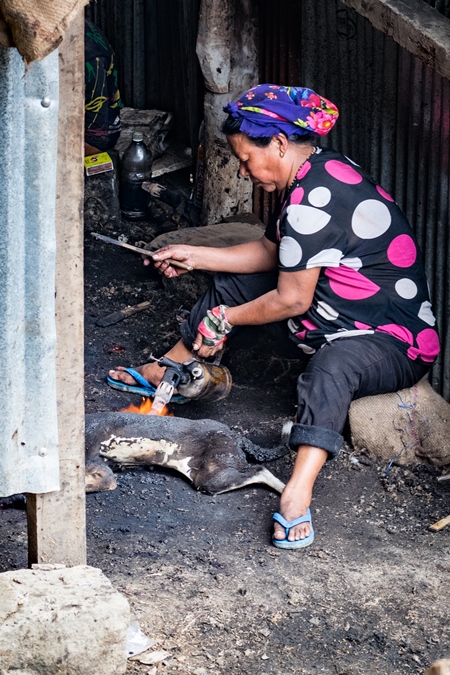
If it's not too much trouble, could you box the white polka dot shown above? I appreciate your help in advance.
[279,236,303,267]
[286,204,331,235]
[308,186,331,207]
[325,329,374,342]
[316,301,339,321]
[297,344,316,354]
[395,278,418,299]
[341,256,362,270]
[418,300,436,326]
[351,199,391,239]
[306,248,343,268]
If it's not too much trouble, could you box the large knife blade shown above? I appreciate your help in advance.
[91,232,193,271]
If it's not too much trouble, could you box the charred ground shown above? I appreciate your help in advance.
[1,176,449,674]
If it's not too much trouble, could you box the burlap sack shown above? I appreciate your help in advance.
[0,7,14,48]
[349,379,450,466]
[425,660,450,675]
[1,0,88,63]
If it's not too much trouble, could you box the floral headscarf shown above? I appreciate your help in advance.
[223,84,339,138]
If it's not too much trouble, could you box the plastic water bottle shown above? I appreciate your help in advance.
[120,132,153,220]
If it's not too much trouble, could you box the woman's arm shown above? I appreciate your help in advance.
[150,236,278,277]
[226,267,320,325]
[193,267,321,357]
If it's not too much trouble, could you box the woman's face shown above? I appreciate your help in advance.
[227,133,289,192]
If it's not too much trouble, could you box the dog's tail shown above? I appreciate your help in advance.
[281,420,293,448]
[241,421,293,463]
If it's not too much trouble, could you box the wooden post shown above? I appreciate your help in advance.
[27,10,86,566]
[197,0,259,225]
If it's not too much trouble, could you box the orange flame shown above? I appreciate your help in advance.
[121,397,173,416]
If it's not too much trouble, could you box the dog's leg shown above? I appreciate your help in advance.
[204,466,285,495]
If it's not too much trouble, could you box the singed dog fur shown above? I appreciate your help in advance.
[85,412,289,495]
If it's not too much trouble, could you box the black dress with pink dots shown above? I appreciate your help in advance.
[179,147,438,457]
[265,147,439,366]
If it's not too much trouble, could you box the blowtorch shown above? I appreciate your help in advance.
[148,355,232,415]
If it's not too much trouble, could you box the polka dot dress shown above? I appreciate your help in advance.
[265,148,439,364]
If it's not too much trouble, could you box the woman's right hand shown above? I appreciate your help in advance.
[145,244,197,277]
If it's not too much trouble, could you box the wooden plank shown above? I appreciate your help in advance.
[95,300,152,327]
[27,11,86,566]
[429,514,450,532]
[339,0,450,82]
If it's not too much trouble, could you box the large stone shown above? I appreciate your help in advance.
[0,564,130,675]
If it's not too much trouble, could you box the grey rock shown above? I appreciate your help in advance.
[0,565,130,675]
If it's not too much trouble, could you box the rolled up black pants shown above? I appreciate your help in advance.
[180,272,429,458]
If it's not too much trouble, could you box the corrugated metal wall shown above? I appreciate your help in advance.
[86,0,203,154]
[0,48,60,496]
[424,0,450,19]
[258,0,450,399]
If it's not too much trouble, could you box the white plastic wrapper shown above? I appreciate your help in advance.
[126,621,157,658]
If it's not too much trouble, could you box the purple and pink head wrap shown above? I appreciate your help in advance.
[223,84,339,139]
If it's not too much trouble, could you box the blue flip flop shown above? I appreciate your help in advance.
[272,509,315,549]
[107,367,188,403]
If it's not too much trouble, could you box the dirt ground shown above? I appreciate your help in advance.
[1,172,449,675]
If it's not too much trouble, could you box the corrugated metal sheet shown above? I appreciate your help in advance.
[0,48,60,496]
[258,0,450,399]
[86,0,203,154]
[424,0,450,19]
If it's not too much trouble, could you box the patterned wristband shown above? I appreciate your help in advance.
[197,305,232,347]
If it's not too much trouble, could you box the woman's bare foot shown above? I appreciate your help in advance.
[273,485,312,541]
[272,444,328,542]
[108,339,193,388]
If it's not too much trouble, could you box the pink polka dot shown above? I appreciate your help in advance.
[407,328,440,363]
[290,187,304,205]
[387,235,417,268]
[376,324,413,345]
[376,185,394,202]
[295,330,307,340]
[325,267,380,300]
[355,321,372,330]
[301,319,319,331]
[296,161,311,181]
[324,160,363,185]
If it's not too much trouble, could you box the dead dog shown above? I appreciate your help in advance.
[85,412,288,495]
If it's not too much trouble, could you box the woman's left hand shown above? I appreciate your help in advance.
[192,332,225,358]
[192,305,232,357]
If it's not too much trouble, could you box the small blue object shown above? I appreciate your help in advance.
[107,367,187,403]
[272,509,315,549]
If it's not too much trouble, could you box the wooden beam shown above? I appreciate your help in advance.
[27,10,86,566]
[339,0,450,82]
